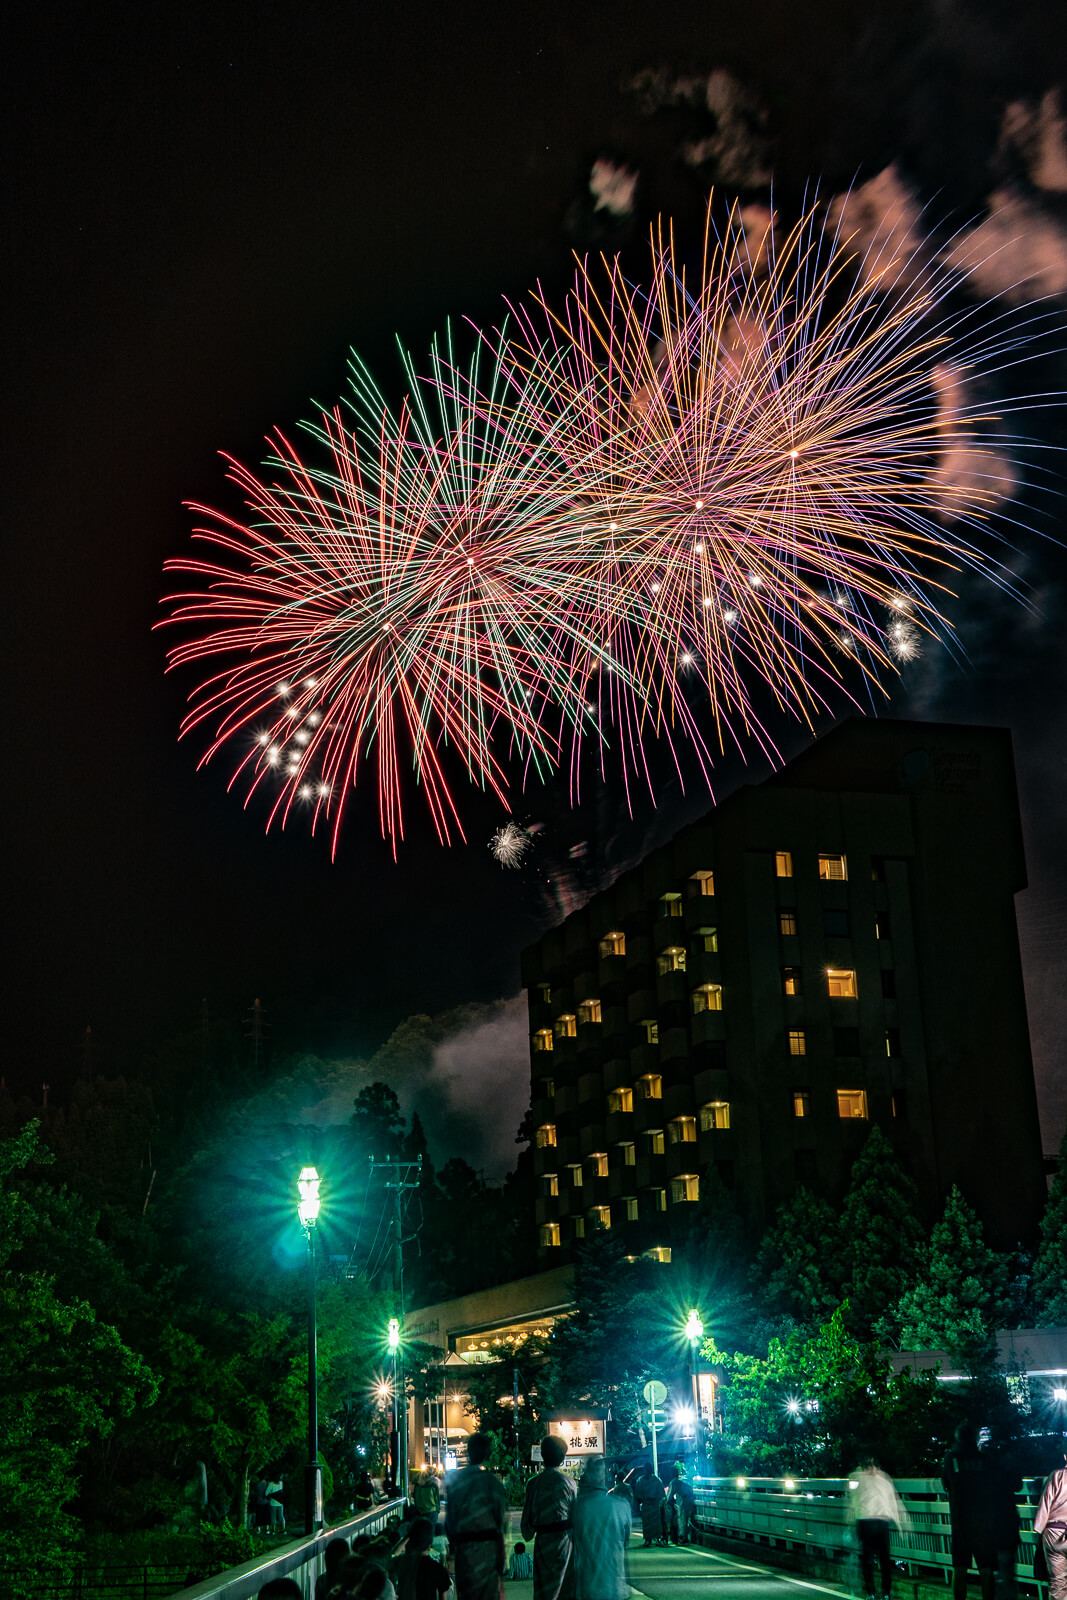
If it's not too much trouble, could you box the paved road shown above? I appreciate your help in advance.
[624,1537,850,1600]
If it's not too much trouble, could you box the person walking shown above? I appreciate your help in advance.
[446,1434,507,1600]
[633,1466,667,1548]
[942,1423,996,1600]
[570,1457,632,1600]
[848,1455,908,1600]
[521,1435,577,1600]
[667,1467,695,1545]
[414,1470,442,1528]
[1034,1451,1067,1600]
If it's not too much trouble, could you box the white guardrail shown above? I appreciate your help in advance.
[168,1498,406,1600]
[692,1477,1048,1594]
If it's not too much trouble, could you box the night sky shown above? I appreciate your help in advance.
[7,0,1066,1158]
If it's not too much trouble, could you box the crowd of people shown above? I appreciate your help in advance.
[252,1434,1067,1600]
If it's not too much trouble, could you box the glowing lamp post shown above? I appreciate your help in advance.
[387,1316,404,1493]
[297,1166,322,1534]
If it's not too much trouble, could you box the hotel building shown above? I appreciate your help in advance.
[522,719,1045,1260]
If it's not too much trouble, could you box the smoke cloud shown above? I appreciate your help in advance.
[589,158,638,217]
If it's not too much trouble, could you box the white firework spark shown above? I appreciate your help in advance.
[489,821,531,869]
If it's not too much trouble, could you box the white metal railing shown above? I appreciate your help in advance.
[166,1498,405,1600]
[692,1476,1047,1593]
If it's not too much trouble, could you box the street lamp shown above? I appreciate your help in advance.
[387,1316,403,1495]
[684,1309,704,1448]
[297,1166,322,1534]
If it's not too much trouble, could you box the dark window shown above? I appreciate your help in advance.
[794,1149,817,1183]
[891,1088,908,1120]
[823,908,850,937]
[875,909,892,941]
[880,969,897,999]
[716,1159,736,1189]
[871,857,886,883]
[834,1026,860,1056]
[885,1027,902,1058]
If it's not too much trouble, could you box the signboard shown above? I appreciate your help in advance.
[551,1418,605,1456]
[642,1380,667,1408]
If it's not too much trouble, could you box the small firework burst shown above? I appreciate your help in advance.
[489,821,531,868]
[887,617,922,662]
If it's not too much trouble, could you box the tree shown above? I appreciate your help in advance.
[894,1186,1010,1367]
[0,1125,156,1594]
[1033,1132,1067,1325]
[840,1126,924,1341]
[753,1187,842,1326]
[351,1083,406,1160]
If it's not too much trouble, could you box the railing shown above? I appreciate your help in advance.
[692,1477,1047,1594]
[166,1498,406,1600]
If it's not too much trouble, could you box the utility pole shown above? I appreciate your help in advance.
[371,1156,422,1497]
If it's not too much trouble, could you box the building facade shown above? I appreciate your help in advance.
[522,719,1045,1260]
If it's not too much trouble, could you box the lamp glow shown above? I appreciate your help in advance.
[297,1165,321,1227]
[388,1316,401,1351]
[684,1309,704,1343]
[1053,1386,1067,1403]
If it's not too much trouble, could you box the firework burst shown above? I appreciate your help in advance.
[161,194,1059,854]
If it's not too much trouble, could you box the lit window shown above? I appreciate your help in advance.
[787,1029,807,1057]
[578,998,602,1025]
[618,1140,636,1167]
[818,853,848,881]
[659,892,684,918]
[669,1116,697,1144]
[691,982,723,1013]
[695,926,719,953]
[588,1152,608,1179]
[880,969,896,999]
[537,983,552,1004]
[782,966,802,997]
[689,869,715,897]
[671,1173,700,1203]
[554,1014,576,1039]
[535,1123,557,1149]
[624,1196,639,1221]
[573,1216,585,1240]
[566,1163,584,1188]
[836,1088,868,1120]
[532,1029,553,1053]
[775,851,794,878]
[608,1087,633,1114]
[647,1245,672,1263]
[647,1129,665,1156]
[827,967,858,999]
[544,1173,559,1197]
[657,945,687,975]
[779,909,798,937]
[792,1090,811,1119]
[699,1100,731,1131]
[639,1018,659,1045]
[651,1186,667,1212]
[637,1073,663,1100]
[540,1222,560,1248]
[885,1028,901,1058]
[599,930,626,958]
[589,1205,611,1230]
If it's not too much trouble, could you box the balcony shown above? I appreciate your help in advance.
[579,1122,607,1157]
[655,970,688,1007]
[605,1108,635,1144]
[693,1066,730,1105]
[691,1007,726,1047]
[601,1057,630,1091]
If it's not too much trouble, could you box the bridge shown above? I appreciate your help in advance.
[160,1475,1050,1600]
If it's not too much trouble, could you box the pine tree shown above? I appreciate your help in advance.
[894,1186,1010,1366]
[753,1186,843,1325]
[1033,1131,1067,1325]
[839,1125,924,1340]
